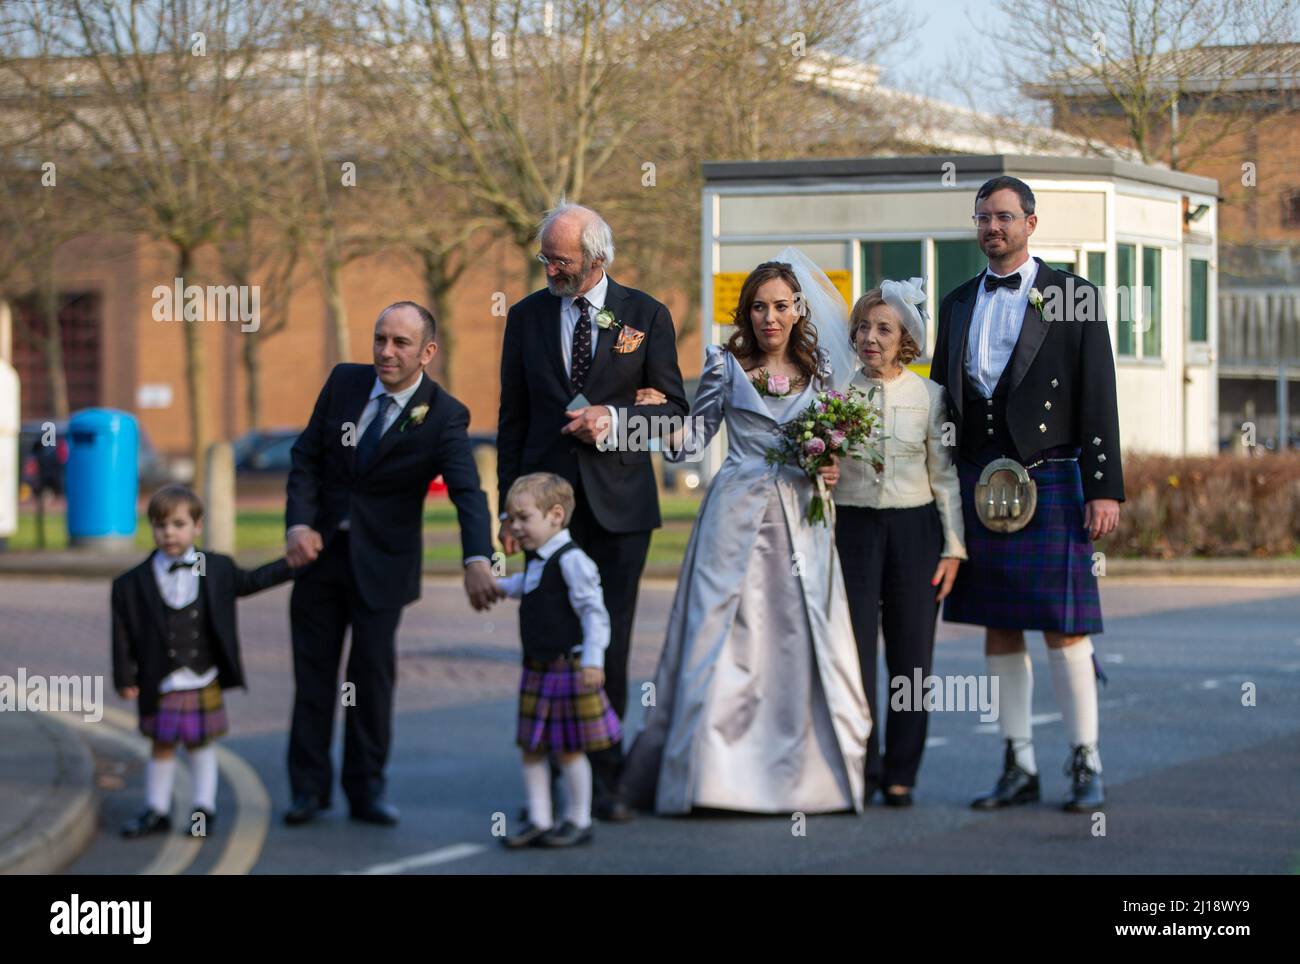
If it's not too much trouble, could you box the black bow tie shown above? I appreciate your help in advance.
[168,558,194,573]
[984,272,1022,292]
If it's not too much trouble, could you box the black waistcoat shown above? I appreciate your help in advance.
[961,355,1017,464]
[519,542,584,662]
[162,589,216,676]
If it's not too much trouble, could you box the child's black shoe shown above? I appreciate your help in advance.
[121,809,171,838]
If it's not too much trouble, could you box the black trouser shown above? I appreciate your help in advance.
[835,502,944,789]
[288,531,404,807]
[567,480,652,801]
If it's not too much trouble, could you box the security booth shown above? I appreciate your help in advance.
[700,154,1220,477]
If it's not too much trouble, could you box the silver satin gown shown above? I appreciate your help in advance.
[622,344,872,815]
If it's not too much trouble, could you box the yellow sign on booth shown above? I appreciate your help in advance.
[711,270,853,326]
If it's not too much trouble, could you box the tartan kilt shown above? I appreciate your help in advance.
[139,679,229,747]
[516,655,622,754]
[944,456,1104,635]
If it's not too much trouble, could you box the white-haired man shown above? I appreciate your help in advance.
[497,203,689,822]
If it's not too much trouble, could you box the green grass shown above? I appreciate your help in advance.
[8,496,706,570]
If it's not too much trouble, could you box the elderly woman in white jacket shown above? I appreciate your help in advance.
[835,279,967,808]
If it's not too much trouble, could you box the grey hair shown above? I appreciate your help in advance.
[537,202,615,268]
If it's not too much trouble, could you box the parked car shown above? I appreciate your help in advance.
[232,428,302,498]
[656,376,703,494]
[19,417,172,500]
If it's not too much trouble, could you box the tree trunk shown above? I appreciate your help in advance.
[242,332,261,432]
[37,250,69,419]
[422,251,453,390]
[325,254,349,367]
[179,245,210,495]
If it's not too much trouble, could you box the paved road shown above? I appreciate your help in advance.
[3,573,1297,874]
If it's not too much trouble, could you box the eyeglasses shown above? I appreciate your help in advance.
[972,213,1029,227]
[536,253,576,270]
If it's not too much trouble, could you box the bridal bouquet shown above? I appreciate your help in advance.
[766,387,884,525]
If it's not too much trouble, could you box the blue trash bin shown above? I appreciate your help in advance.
[66,408,138,549]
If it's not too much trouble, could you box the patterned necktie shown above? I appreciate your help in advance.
[570,296,592,391]
[356,395,395,470]
[984,272,1022,292]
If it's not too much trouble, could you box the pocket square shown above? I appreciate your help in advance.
[614,325,645,354]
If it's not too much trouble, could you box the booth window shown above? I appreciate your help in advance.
[1085,252,1106,285]
[861,241,922,289]
[1142,246,1162,358]
[1116,244,1136,356]
[934,240,984,309]
[1189,258,1209,343]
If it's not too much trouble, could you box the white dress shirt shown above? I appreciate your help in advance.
[836,368,967,560]
[559,271,618,439]
[965,253,1038,397]
[151,546,219,694]
[494,528,610,669]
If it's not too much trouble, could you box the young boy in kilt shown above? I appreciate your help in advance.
[495,472,621,848]
[112,484,294,837]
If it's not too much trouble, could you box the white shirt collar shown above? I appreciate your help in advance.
[984,252,1037,283]
[368,370,424,407]
[563,271,609,312]
[153,545,199,572]
[534,528,573,561]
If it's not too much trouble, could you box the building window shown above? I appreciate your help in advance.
[1116,244,1136,356]
[1283,190,1300,228]
[1142,246,1162,358]
[861,241,923,290]
[1189,258,1209,343]
[934,240,985,310]
[1085,251,1106,286]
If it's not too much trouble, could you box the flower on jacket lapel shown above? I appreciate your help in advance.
[400,403,429,432]
[594,307,622,331]
[1029,287,1044,314]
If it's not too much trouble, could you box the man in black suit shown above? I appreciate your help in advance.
[283,301,499,826]
[497,203,689,820]
[931,176,1124,814]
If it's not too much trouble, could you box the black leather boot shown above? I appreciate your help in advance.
[971,739,1040,809]
[1063,745,1105,812]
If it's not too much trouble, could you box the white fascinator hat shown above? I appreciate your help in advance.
[879,277,928,348]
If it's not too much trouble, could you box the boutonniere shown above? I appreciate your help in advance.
[594,307,622,332]
[400,403,429,432]
[1029,287,1044,313]
[751,368,791,397]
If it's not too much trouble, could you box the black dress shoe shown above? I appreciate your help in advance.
[187,808,216,835]
[349,799,400,826]
[1063,745,1105,812]
[501,821,551,849]
[971,740,1041,810]
[593,798,634,823]
[121,808,171,838]
[883,789,913,808]
[538,821,593,848]
[283,794,326,826]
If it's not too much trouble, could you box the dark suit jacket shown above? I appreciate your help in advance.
[286,364,494,610]
[497,276,689,533]
[931,258,1125,503]
[111,552,292,716]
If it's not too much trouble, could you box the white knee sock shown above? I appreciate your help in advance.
[1049,638,1101,770]
[987,651,1036,774]
[522,759,553,830]
[190,744,219,812]
[560,755,593,829]
[145,757,176,814]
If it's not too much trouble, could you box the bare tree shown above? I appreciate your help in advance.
[1010,0,1298,169]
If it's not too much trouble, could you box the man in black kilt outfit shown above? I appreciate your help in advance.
[931,176,1124,812]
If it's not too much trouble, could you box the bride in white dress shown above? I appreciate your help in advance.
[621,249,871,815]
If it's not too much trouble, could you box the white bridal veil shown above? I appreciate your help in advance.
[771,246,857,392]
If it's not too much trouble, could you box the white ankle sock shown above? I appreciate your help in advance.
[190,744,219,812]
[522,759,553,830]
[560,755,593,829]
[1049,638,1102,770]
[988,651,1036,774]
[145,757,176,814]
